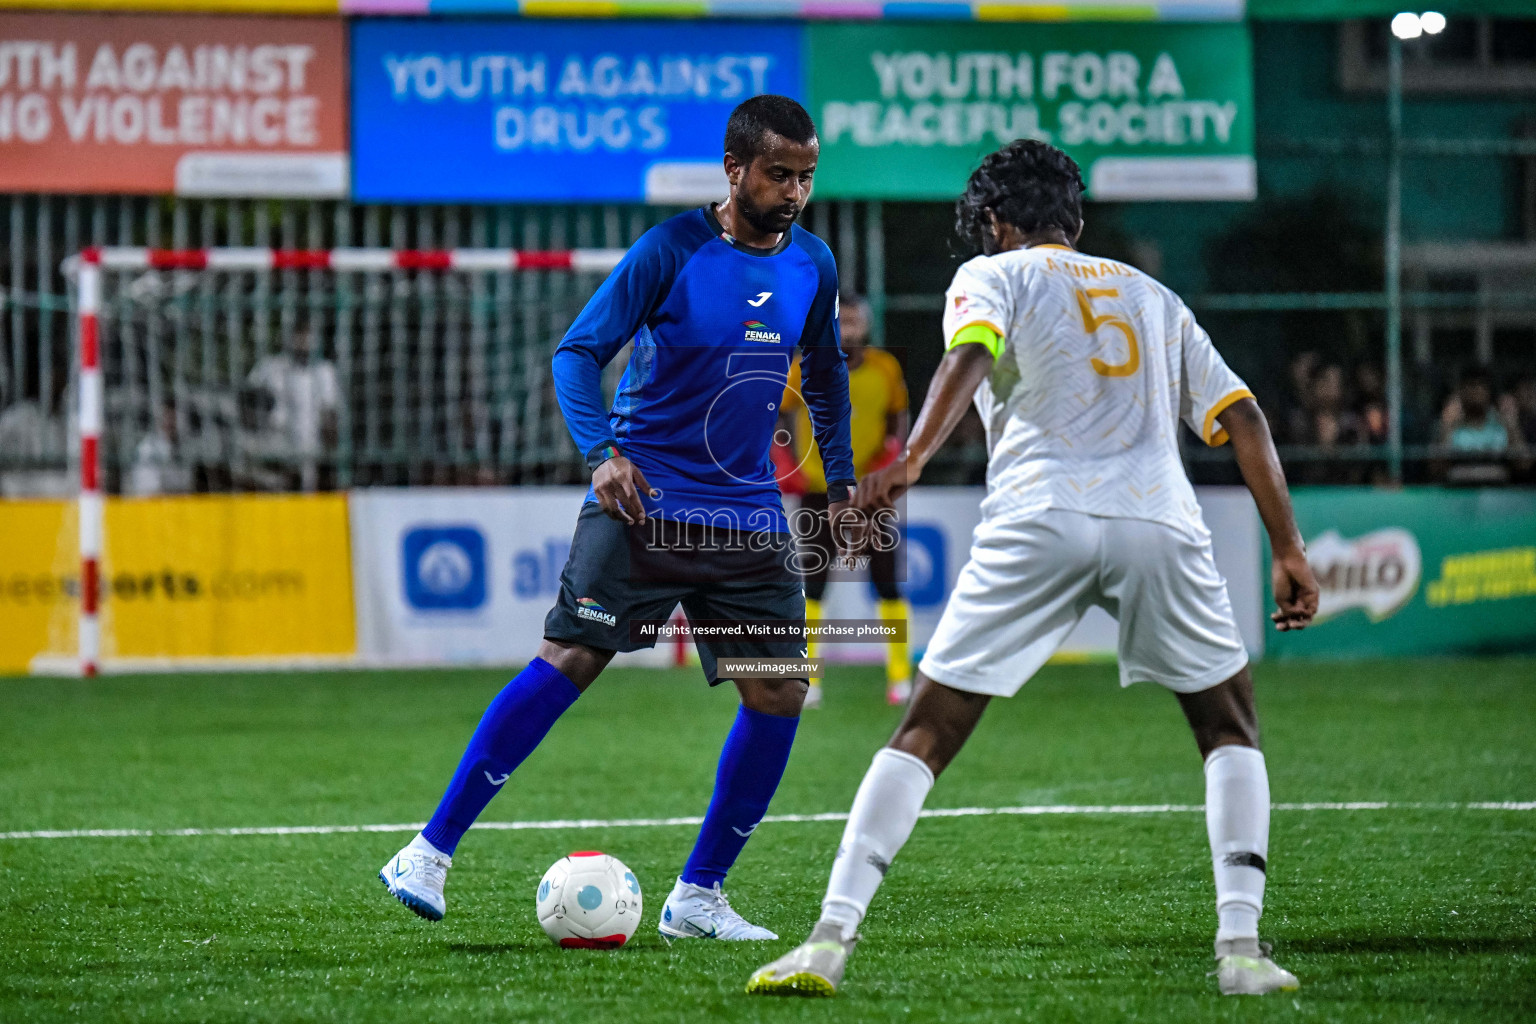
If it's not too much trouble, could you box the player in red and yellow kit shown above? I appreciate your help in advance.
[780,293,911,707]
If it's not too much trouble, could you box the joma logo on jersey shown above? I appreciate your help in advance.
[742,320,781,344]
[575,597,617,626]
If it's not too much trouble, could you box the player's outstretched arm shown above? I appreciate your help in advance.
[1217,397,1320,632]
[857,342,995,511]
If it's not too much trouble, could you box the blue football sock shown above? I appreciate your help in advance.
[681,705,800,889]
[421,657,580,856]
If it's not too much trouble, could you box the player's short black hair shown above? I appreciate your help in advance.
[954,139,1085,253]
[724,95,818,164]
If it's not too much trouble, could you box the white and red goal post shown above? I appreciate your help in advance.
[68,245,627,677]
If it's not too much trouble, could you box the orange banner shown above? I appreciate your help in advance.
[0,11,347,195]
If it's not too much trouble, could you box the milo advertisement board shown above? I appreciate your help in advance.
[807,22,1255,201]
[1267,489,1536,659]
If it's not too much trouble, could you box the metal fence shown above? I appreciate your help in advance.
[0,197,887,493]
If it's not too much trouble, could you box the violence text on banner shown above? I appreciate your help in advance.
[0,12,348,196]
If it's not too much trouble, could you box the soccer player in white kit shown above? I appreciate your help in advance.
[748,140,1320,998]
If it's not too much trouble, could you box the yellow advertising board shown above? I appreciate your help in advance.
[0,494,354,673]
[0,499,77,674]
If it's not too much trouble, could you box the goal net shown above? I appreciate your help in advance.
[41,245,625,675]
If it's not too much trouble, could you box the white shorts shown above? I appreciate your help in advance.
[919,509,1248,697]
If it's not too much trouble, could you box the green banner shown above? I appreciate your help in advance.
[1267,488,1536,659]
[807,22,1254,202]
[1248,0,1535,20]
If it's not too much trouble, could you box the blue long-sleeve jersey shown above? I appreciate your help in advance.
[553,206,854,534]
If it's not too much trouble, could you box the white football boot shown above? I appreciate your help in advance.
[657,878,777,940]
[379,834,451,922]
[886,678,912,706]
[746,920,858,996]
[1213,937,1300,995]
[803,683,823,710]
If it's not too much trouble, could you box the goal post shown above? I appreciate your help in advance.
[66,245,627,677]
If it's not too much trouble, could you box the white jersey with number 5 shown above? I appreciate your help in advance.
[942,244,1251,537]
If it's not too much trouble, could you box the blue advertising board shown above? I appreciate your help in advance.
[350,19,805,203]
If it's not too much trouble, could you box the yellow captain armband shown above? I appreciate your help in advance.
[948,323,1004,360]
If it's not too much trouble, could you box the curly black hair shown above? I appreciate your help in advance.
[954,139,1085,255]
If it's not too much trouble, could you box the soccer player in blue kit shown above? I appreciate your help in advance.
[381,95,857,942]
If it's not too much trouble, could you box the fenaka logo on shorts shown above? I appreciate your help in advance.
[576,596,617,627]
[742,320,781,344]
[1305,527,1422,623]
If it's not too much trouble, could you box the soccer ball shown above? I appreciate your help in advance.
[535,852,642,949]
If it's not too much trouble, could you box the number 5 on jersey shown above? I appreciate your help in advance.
[1076,287,1140,378]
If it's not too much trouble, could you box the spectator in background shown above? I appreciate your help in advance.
[1509,376,1536,485]
[1352,362,1390,483]
[1309,363,1358,451]
[1511,376,1536,454]
[127,401,194,496]
[0,370,71,498]
[1282,350,1320,445]
[1353,363,1388,442]
[1286,362,1362,482]
[245,324,340,492]
[1436,372,1527,485]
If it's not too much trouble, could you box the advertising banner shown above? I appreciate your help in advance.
[0,500,77,675]
[1267,488,1536,659]
[339,1,1245,16]
[350,488,596,665]
[105,494,356,660]
[348,486,1262,669]
[349,19,803,203]
[807,21,1254,201]
[0,2,1247,20]
[0,12,348,196]
[0,494,355,673]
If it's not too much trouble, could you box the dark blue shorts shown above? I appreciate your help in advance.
[543,503,806,684]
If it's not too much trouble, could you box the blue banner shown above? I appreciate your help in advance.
[350,19,805,203]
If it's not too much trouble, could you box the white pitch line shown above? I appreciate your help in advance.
[0,801,1530,841]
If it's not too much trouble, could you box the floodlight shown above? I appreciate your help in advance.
[1391,12,1423,39]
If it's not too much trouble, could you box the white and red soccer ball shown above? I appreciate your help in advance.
[536,851,642,949]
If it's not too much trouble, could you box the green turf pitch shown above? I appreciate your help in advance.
[1,660,1532,1023]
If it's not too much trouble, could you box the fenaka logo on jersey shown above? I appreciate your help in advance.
[742,320,781,344]
[1305,527,1422,623]
[576,596,617,627]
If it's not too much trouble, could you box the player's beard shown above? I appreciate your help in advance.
[735,189,801,236]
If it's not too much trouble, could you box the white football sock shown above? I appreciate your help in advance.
[819,747,934,941]
[1205,744,1269,944]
